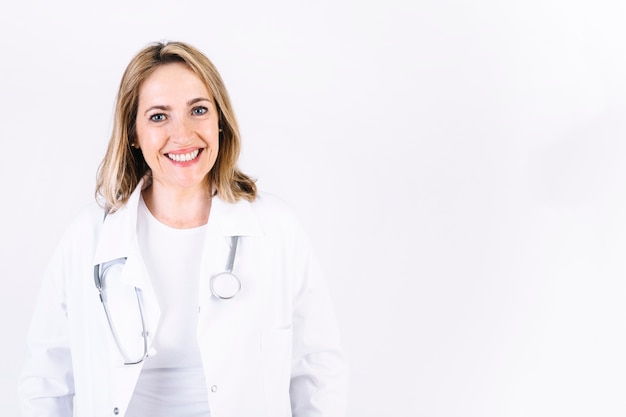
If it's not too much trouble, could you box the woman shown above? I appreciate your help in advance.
[18,41,348,417]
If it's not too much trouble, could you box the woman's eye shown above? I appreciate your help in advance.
[192,106,208,116]
[150,113,166,122]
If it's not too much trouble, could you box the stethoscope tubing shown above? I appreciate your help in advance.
[94,235,243,365]
[94,259,149,365]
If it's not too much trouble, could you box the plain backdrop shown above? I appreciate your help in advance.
[2,0,626,416]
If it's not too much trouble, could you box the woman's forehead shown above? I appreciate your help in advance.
[138,63,212,107]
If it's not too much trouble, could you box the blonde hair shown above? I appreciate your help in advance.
[95,40,256,212]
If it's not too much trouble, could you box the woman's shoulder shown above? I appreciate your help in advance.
[248,191,306,235]
[43,201,106,260]
[250,190,299,219]
[252,190,292,209]
[62,200,107,238]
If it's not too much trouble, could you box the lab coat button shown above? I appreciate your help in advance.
[113,407,120,415]
[211,385,217,392]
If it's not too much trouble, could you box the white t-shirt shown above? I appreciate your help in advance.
[125,196,211,416]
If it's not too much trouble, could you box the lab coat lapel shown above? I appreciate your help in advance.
[92,180,151,289]
[201,195,263,278]
[92,179,160,358]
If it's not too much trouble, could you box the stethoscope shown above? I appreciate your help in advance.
[94,235,242,365]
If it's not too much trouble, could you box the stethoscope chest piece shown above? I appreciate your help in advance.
[209,235,242,300]
[210,272,241,299]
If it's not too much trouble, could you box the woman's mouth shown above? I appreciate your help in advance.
[166,149,201,162]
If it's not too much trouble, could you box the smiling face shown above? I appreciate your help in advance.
[135,62,220,193]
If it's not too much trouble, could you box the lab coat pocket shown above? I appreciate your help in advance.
[260,326,293,416]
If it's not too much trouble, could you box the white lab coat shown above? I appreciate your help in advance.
[18,180,348,417]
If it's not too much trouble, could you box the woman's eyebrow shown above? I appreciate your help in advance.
[142,98,211,115]
[187,97,212,106]
[143,105,170,115]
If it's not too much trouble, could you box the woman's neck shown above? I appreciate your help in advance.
[141,182,212,229]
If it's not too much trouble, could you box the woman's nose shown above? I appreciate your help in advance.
[169,117,194,144]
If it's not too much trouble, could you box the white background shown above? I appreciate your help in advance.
[2,0,626,416]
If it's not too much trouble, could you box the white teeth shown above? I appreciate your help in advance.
[167,149,200,162]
